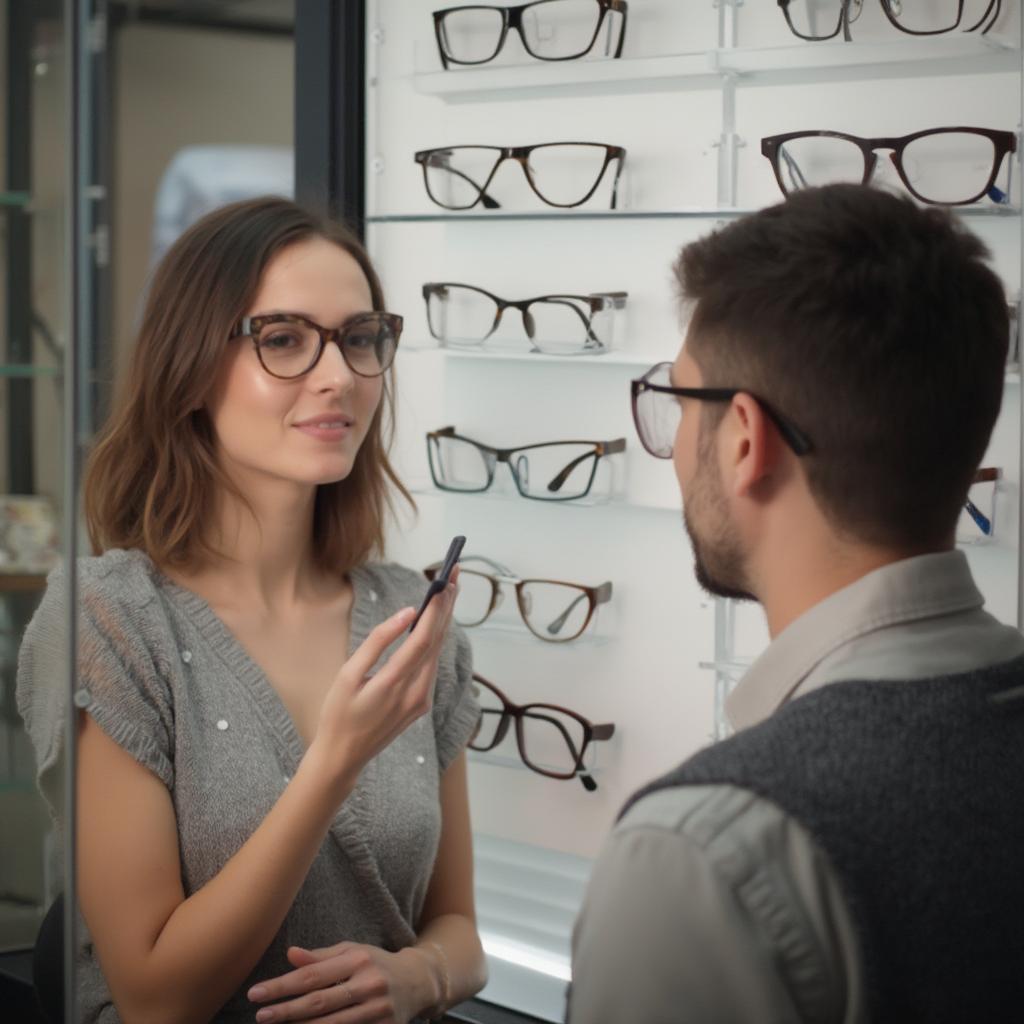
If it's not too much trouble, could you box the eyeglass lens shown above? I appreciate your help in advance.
[773,131,1003,205]
[425,285,609,353]
[783,0,970,39]
[633,363,680,459]
[429,433,600,499]
[255,315,398,378]
[438,0,616,64]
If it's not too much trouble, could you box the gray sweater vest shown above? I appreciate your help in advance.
[622,657,1024,1023]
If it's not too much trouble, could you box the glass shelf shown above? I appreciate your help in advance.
[461,619,613,648]
[368,205,1020,224]
[400,344,661,368]
[412,35,1019,104]
[0,364,61,379]
[407,483,678,513]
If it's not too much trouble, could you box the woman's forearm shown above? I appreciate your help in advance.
[123,744,354,1024]
[408,913,488,1018]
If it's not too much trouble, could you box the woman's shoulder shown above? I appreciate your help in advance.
[39,547,163,620]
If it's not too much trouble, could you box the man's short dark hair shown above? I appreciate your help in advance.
[676,184,1009,549]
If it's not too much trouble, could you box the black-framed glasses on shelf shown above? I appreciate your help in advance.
[426,554,613,642]
[433,0,628,69]
[426,425,627,501]
[230,311,403,379]
[423,282,627,354]
[469,673,616,791]
[630,362,813,459]
[414,142,626,210]
[761,127,1017,206]
[777,0,1001,42]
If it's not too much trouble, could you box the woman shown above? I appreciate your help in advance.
[17,197,486,1023]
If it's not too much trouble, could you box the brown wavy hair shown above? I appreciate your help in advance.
[84,196,413,573]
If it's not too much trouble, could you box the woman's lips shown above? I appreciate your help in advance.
[294,420,353,442]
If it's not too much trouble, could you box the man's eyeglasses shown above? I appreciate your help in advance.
[630,361,813,459]
[470,673,616,791]
[414,142,626,211]
[433,0,627,68]
[778,0,1001,42]
[427,425,626,501]
[761,127,1017,207]
[231,311,402,379]
[427,554,612,642]
[423,282,627,355]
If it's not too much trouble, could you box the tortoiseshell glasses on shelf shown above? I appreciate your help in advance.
[230,311,402,379]
[414,142,626,210]
[761,127,1017,206]
[425,554,612,642]
[433,0,628,68]
[470,673,616,791]
[423,282,627,354]
[427,425,626,501]
[777,0,1001,42]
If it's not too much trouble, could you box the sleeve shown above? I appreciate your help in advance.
[16,565,176,821]
[431,623,481,774]
[568,787,858,1024]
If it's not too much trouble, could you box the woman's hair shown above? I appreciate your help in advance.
[84,196,413,573]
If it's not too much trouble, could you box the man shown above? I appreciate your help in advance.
[569,184,1024,1023]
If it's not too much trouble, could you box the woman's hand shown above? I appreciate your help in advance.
[309,572,458,792]
[248,941,438,1024]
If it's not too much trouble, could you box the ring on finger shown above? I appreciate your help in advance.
[335,981,355,1005]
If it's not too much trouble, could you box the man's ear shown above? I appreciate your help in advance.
[723,393,776,498]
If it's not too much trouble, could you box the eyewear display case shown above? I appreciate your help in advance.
[362,1,1024,1018]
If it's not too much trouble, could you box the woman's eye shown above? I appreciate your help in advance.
[345,330,377,350]
[260,331,302,350]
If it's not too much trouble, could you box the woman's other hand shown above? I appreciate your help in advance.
[248,940,441,1024]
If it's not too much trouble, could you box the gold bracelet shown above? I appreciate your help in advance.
[423,940,451,1021]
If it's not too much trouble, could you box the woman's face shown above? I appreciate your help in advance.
[206,237,385,492]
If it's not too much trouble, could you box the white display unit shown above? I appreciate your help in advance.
[366,3,1023,1018]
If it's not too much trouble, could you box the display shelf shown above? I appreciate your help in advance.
[399,344,662,368]
[368,204,1020,224]
[0,364,61,380]
[407,483,678,513]
[411,35,1019,104]
[0,575,48,593]
[468,747,608,780]
[460,619,614,649]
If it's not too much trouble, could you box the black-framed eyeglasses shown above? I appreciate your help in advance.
[231,311,403,379]
[762,127,1017,206]
[777,0,1001,42]
[423,282,627,354]
[470,673,615,791]
[427,425,627,500]
[630,362,813,459]
[427,553,613,642]
[433,0,627,69]
[414,142,626,210]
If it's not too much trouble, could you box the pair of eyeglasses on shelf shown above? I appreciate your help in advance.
[426,554,612,641]
[230,311,402,379]
[777,0,1001,42]
[423,282,627,355]
[761,127,1017,206]
[426,425,626,502]
[470,673,616,791]
[433,0,627,68]
[414,142,626,210]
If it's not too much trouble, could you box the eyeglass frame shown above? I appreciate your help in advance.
[426,424,627,501]
[433,0,628,69]
[630,362,814,459]
[777,0,1001,42]
[422,281,627,352]
[425,554,612,642]
[469,673,616,791]
[230,311,404,379]
[761,127,1017,206]
[413,142,627,211]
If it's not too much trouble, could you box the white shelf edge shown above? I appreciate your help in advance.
[399,343,661,367]
[405,483,679,514]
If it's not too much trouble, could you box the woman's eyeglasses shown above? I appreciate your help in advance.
[414,142,626,210]
[423,282,627,355]
[433,0,627,68]
[426,554,612,642]
[426,425,626,501]
[778,0,1001,42]
[469,673,616,791]
[761,127,1017,206]
[231,311,402,379]
[630,361,813,459]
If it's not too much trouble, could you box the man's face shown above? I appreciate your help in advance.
[672,343,755,602]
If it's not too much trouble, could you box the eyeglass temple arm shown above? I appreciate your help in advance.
[964,0,1001,34]
[545,438,626,493]
[528,710,600,792]
[428,158,501,209]
[545,580,612,635]
[779,146,811,192]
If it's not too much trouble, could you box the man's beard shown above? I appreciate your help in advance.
[683,437,756,603]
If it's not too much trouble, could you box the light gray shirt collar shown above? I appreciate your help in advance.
[725,550,1021,733]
